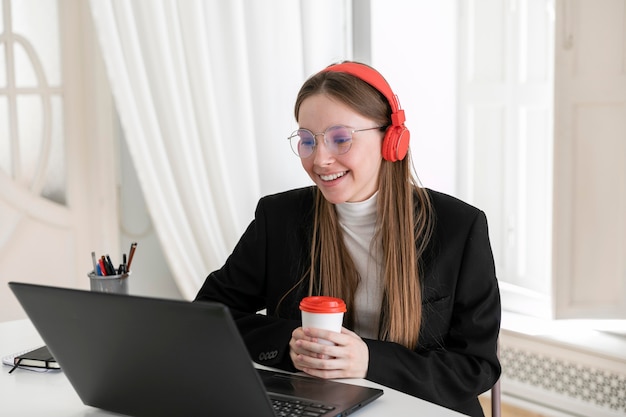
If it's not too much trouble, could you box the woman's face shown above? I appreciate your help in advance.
[297,94,384,204]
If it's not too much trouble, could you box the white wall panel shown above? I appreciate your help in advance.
[571,104,626,306]
[553,0,626,318]
[466,0,507,82]
[468,104,506,273]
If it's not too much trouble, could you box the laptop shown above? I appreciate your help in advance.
[9,282,383,417]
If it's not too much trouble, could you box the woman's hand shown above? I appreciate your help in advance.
[289,326,369,379]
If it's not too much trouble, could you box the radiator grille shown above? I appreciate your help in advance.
[501,345,626,413]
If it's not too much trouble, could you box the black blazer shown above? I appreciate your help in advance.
[195,187,501,417]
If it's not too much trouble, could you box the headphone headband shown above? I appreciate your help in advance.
[322,62,401,116]
[321,62,409,162]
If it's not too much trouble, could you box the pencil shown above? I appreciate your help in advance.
[126,242,137,272]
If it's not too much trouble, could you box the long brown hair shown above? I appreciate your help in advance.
[293,64,434,350]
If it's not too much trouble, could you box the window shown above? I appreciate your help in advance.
[365,0,626,321]
[456,0,555,318]
[0,0,66,205]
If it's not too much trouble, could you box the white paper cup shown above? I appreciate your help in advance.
[299,296,346,345]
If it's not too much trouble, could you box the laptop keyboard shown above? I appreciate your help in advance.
[271,398,336,416]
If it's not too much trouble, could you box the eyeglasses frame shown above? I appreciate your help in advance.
[287,125,386,158]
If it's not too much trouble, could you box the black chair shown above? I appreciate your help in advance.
[491,377,501,417]
[491,341,501,417]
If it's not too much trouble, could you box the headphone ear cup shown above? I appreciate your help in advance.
[382,126,410,162]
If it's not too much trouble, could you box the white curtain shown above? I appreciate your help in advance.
[88,0,350,299]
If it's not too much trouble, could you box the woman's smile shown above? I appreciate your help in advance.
[318,171,348,182]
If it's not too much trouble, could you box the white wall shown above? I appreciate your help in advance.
[370,0,458,195]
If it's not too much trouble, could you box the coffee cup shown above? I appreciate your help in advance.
[299,296,346,345]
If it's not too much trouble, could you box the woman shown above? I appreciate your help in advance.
[195,61,501,416]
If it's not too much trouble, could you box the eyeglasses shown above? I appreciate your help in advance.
[288,125,385,159]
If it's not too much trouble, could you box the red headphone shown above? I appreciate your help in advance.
[322,62,409,162]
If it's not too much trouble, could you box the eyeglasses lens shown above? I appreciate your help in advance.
[296,131,315,158]
[327,126,352,155]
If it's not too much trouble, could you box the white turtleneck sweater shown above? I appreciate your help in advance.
[335,193,383,339]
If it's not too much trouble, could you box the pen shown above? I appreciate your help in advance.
[126,242,137,272]
[91,251,97,274]
[105,254,116,275]
[98,258,108,276]
[102,256,110,275]
[102,256,111,275]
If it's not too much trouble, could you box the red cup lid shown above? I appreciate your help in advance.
[299,296,347,313]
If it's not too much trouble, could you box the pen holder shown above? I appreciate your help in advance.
[88,271,130,294]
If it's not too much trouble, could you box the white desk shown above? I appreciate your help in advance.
[1,319,464,417]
